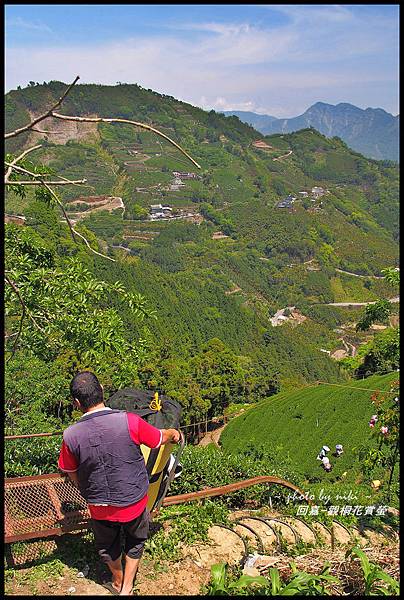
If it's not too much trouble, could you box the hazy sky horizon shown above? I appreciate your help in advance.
[5,4,399,118]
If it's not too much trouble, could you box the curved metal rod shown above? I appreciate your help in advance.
[332,519,353,540]
[263,517,300,544]
[233,519,265,554]
[359,523,399,542]
[211,523,249,566]
[237,515,281,552]
[162,476,311,506]
[287,516,318,544]
[311,521,334,544]
[379,524,399,541]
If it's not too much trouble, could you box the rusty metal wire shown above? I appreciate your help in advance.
[5,474,89,545]
[5,537,58,568]
[4,415,227,440]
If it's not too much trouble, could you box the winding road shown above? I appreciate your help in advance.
[323,297,399,307]
[273,149,293,162]
[335,268,385,279]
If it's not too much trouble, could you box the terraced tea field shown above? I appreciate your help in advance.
[221,373,398,479]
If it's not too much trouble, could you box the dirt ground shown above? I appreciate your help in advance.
[198,424,226,448]
[5,555,211,596]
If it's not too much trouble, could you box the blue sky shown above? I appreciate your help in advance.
[5,4,399,117]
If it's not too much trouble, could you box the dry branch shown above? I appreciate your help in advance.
[5,75,80,139]
[4,144,43,182]
[5,160,87,188]
[72,228,115,262]
[5,179,87,186]
[5,161,112,260]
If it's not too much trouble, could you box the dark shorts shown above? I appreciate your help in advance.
[91,508,150,562]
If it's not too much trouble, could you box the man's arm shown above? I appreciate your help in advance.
[160,428,181,445]
[58,440,79,486]
[128,413,181,448]
[65,470,79,487]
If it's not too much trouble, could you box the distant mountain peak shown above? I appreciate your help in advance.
[227,102,398,161]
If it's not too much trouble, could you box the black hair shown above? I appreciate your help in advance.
[70,371,103,409]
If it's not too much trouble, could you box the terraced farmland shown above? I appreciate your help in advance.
[220,373,398,479]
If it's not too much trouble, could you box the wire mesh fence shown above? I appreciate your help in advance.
[5,474,90,540]
[5,473,90,566]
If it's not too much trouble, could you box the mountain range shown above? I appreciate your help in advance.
[223,102,399,162]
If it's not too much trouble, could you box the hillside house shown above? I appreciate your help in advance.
[172,171,200,180]
[270,306,307,327]
[299,191,309,197]
[149,204,173,219]
[311,186,325,198]
[170,177,185,191]
[276,194,296,208]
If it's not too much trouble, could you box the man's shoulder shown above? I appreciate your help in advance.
[63,420,81,440]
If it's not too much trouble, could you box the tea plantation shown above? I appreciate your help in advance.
[220,372,397,480]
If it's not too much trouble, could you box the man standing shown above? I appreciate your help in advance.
[58,371,180,596]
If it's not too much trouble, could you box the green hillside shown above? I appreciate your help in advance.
[221,372,398,480]
[5,81,399,394]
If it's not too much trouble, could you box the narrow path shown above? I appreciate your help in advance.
[321,297,399,307]
[111,244,131,253]
[198,424,226,448]
[335,268,385,279]
[273,150,293,162]
[340,338,357,357]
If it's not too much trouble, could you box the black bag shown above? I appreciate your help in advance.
[107,388,182,429]
[107,388,184,511]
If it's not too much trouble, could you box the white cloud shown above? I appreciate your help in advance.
[199,96,269,113]
[167,21,253,36]
[5,10,399,116]
[6,16,52,33]
[267,4,354,24]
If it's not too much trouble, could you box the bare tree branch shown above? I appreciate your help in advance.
[4,161,77,240]
[51,113,201,169]
[72,227,115,262]
[5,144,43,182]
[5,160,113,260]
[5,160,87,188]
[4,76,199,266]
[5,76,80,139]
[5,179,87,186]
[42,180,78,240]
[46,172,92,187]
[31,128,64,134]
[4,275,47,360]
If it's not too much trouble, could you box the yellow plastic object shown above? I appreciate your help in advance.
[141,441,175,511]
[149,392,162,412]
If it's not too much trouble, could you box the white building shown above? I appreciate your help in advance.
[149,204,173,219]
[311,186,325,198]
